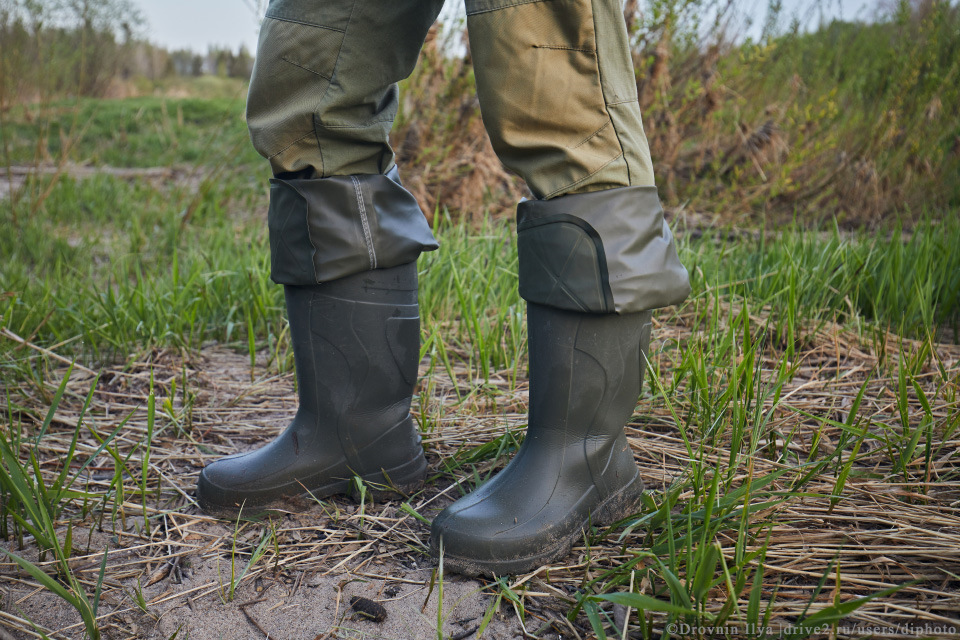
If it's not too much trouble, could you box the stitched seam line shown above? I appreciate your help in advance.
[467,0,549,16]
[573,121,611,149]
[532,45,596,53]
[281,56,332,80]
[589,0,629,185]
[268,131,315,161]
[316,117,395,130]
[264,15,346,32]
[544,152,624,199]
[350,176,377,270]
[311,0,357,164]
[606,98,639,106]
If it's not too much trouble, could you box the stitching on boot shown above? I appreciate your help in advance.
[350,176,378,270]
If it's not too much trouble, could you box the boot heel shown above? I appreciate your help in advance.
[593,473,645,526]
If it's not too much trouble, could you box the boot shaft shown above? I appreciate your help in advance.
[526,302,652,440]
[284,263,421,464]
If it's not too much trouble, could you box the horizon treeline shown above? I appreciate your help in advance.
[0,0,253,101]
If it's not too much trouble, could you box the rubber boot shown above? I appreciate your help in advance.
[196,263,426,517]
[430,302,652,576]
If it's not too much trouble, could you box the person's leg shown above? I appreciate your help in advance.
[430,0,690,575]
[247,0,444,282]
[247,0,444,179]
[197,0,444,516]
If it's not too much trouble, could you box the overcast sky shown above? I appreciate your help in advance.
[131,0,881,54]
[131,0,263,53]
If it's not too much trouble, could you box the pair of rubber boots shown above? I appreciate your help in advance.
[196,261,652,577]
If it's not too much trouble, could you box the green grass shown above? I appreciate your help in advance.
[1,84,958,638]
[4,176,956,636]
[2,169,957,384]
[680,218,960,343]
[1,95,257,169]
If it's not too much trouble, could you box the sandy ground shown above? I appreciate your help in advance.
[3,319,960,639]
[1,511,540,640]
[0,348,576,640]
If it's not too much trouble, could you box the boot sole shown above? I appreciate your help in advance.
[433,473,645,578]
[196,453,427,520]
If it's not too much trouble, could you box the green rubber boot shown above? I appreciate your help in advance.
[196,263,426,517]
[430,302,652,576]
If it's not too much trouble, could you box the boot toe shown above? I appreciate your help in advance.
[430,473,645,576]
[195,453,259,514]
[195,448,304,515]
[430,493,588,577]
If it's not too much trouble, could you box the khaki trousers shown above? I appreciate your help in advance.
[249,0,689,313]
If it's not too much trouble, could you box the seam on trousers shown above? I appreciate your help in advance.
[312,114,325,176]
[532,44,596,53]
[264,14,346,32]
[268,130,316,161]
[317,116,395,130]
[544,152,624,199]
[466,0,549,16]
[281,56,333,80]
[573,121,612,149]
[589,0,631,186]
[606,98,639,106]
[312,0,360,175]
[350,176,378,270]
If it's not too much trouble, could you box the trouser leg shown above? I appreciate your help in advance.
[247,0,443,284]
[247,0,445,178]
[466,0,689,312]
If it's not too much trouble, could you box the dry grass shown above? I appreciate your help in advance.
[1,302,958,639]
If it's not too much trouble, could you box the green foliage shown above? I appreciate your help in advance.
[1,164,957,388]
[680,216,960,339]
[0,366,114,639]
[631,0,960,224]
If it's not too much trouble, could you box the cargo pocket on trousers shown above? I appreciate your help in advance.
[517,214,615,314]
[465,0,626,197]
[246,16,346,167]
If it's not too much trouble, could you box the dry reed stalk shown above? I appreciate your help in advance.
[1,307,958,638]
